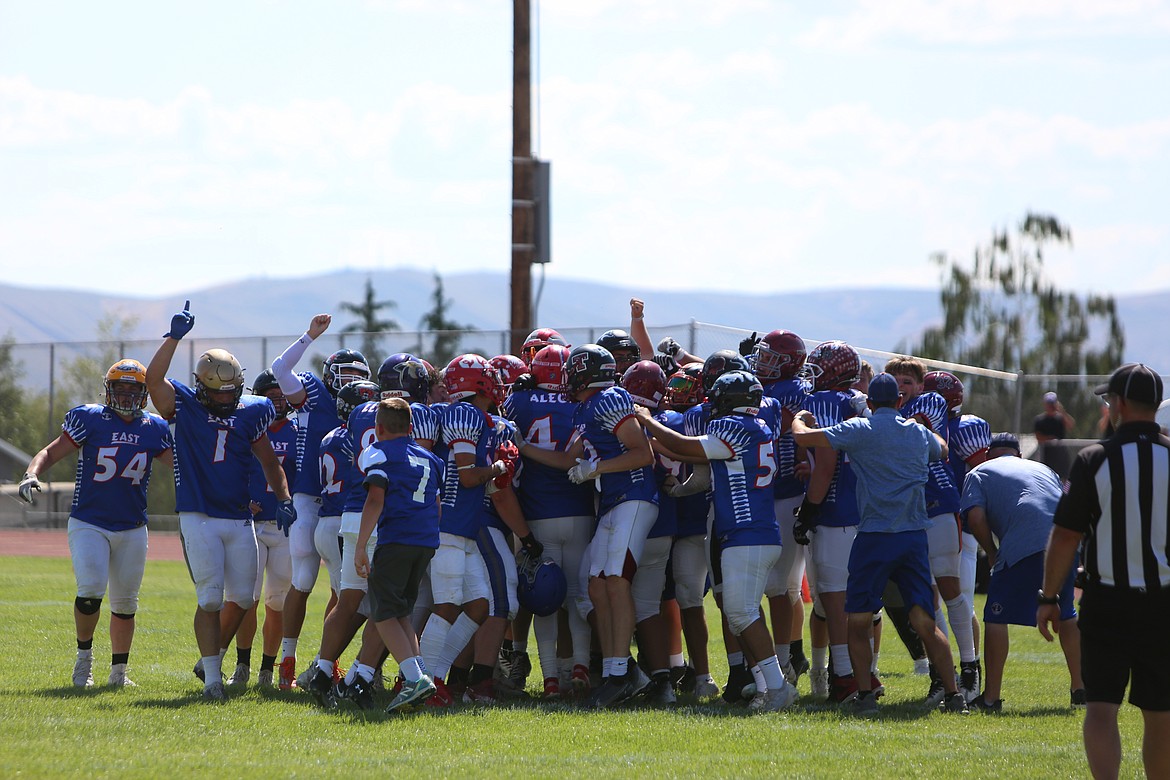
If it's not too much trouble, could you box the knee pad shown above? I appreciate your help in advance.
[75,596,102,616]
[725,606,757,636]
[111,611,135,621]
[197,585,225,613]
[633,595,660,624]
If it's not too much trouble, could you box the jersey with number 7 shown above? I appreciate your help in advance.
[358,437,444,548]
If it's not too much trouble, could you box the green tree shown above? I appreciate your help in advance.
[338,277,399,362]
[0,336,74,489]
[58,312,142,410]
[904,212,1124,436]
[416,272,476,366]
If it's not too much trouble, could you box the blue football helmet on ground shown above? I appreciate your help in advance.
[516,550,568,617]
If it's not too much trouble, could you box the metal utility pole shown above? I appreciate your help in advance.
[510,0,534,356]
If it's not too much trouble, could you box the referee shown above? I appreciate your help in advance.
[1038,363,1170,780]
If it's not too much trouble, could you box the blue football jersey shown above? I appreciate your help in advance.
[900,392,960,515]
[290,371,344,497]
[575,386,658,515]
[248,417,298,521]
[655,409,710,538]
[763,377,810,499]
[343,401,438,514]
[62,405,172,531]
[170,382,276,519]
[801,390,860,527]
[318,424,354,518]
[949,414,991,486]
[482,414,524,534]
[439,401,496,538]
[705,413,781,548]
[359,437,444,549]
[503,389,595,521]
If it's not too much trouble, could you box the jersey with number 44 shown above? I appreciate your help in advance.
[170,381,276,520]
[503,389,595,521]
[706,413,780,548]
[62,405,172,531]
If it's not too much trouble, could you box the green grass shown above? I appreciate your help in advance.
[0,555,1145,778]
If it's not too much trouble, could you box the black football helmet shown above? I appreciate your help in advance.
[336,380,381,421]
[250,368,290,419]
[378,353,430,403]
[701,349,752,392]
[565,344,616,397]
[322,349,371,398]
[598,329,641,374]
[708,370,763,418]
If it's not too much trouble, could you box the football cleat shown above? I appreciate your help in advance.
[924,665,947,708]
[305,666,336,709]
[694,678,721,700]
[463,679,497,705]
[295,664,316,691]
[192,657,205,683]
[278,656,297,690]
[846,690,880,718]
[628,664,652,699]
[332,662,346,686]
[645,674,677,706]
[425,677,454,708]
[588,675,633,710]
[335,676,375,711]
[543,677,561,700]
[226,663,250,687]
[781,662,797,686]
[257,669,274,688]
[959,661,980,704]
[671,664,694,694]
[748,682,798,713]
[108,663,135,688]
[969,693,1003,713]
[790,654,811,683]
[870,673,885,699]
[73,652,94,688]
[830,673,859,704]
[722,665,754,705]
[810,668,830,701]
[570,664,591,698]
[387,675,438,714]
[203,681,227,703]
[940,692,971,714]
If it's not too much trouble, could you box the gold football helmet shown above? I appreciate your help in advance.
[104,358,149,416]
[194,349,245,417]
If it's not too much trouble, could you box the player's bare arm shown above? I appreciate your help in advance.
[629,297,655,358]
[635,405,708,461]
[354,483,385,579]
[252,435,292,502]
[790,410,831,450]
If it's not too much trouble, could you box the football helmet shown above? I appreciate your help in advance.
[621,360,668,408]
[336,380,381,421]
[529,344,570,392]
[923,370,964,416]
[516,551,568,617]
[701,349,752,392]
[709,370,764,418]
[665,364,705,411]
[753,330,807,382]
[806,341,861,392]
[520,327,570,366]
[565,344,617,397]
[250,369,290,419]
[598,329,641,374]
[443,354,505,405]
[322,349,371,398]
[490,354,528,390]
[194,349,245,418]
[104,358,149,416]
[378,354,430,403]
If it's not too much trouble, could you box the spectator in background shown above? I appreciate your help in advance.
[1033,391,1076,442]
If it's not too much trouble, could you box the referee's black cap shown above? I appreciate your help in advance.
[1094,363,1164,406]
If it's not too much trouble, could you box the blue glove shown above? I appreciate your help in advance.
[275,499,297,536]
[165,300,195,340]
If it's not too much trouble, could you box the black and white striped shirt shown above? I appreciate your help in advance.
[1053,421,1170,591]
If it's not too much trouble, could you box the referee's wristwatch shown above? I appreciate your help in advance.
[1036,590,1060,606]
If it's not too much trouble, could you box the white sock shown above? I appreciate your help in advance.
[728,651,744,667]
[775,643,791,667]
[669,652,685,668]
[611,657,628,677]
[812,645,828,671]
[437,613,479,679]
[281,638,298,660]
[202,655,222,688]
[945,596,977,663]
[534,613,560,682]
[750,663,768,693]
[401,656,424,682]
[419,615,452,678]
[830,644,852,677]
[871,650,880,675]
[354,662,375,683]
[758,656,785,691]
[343,664,359,684]
[77,648,93,659]
[316,658,335,677]
[697,672,714,685]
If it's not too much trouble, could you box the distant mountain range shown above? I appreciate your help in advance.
[0,268,1163,378]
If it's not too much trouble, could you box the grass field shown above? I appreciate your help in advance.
[0,555,1145,778]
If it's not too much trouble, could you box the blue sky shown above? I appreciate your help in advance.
[2,0,1168,298]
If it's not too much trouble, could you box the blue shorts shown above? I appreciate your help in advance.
[984,551,1076,625]
[845,530,934,616]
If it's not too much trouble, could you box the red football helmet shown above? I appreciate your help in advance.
[443,354,504,405]
[521,327,570,366]
[490,354,528,389]
[530,344,570,392]
[806,340,861,392]
[753,329,807,382]
[665,365,705,411]
[924,370,964,416]
[621,360,668,409]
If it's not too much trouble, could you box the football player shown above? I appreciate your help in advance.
[519,327,570,366]
[885,356,978,704]
[636,371,798,712]
[146,301,294,702]
[598,330,642,376]
[502,344,596,699]
[518,344,658,708]
[221,370,298,687]
[19,359,173,689]
[269,314,371,689]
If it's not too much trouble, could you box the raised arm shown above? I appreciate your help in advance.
[146,300,194,419]
[272,314,332,407]
[629,298,655,358]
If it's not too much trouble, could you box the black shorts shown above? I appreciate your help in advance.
[367,544,435,623]
[1078,585,1170,711]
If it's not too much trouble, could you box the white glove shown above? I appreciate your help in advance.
[567,457,600,485]
[17,473,41,505]
[485,460,507,495]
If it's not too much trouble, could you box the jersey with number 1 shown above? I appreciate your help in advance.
[502,389,594,521]
[248,417,298,521]
[62,405,172,531]
[705,413,780,549]
[170,381,276,519]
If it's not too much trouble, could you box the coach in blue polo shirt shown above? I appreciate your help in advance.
[792,372,967,715]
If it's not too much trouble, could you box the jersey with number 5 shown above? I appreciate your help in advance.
[170,382,276,519]
[359,437,444,548]
[63,405,172,531]
[502,389,594,521]
[705,413,780,548]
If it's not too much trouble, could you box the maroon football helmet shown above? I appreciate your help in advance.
[621,360,668,409]
[806,341,861,392]
[923,370,964,416]
[753,329,807,382]
[521,327,570,366]
[665,365,704,411]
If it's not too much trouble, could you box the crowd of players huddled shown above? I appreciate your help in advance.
[22,296,1066,716]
